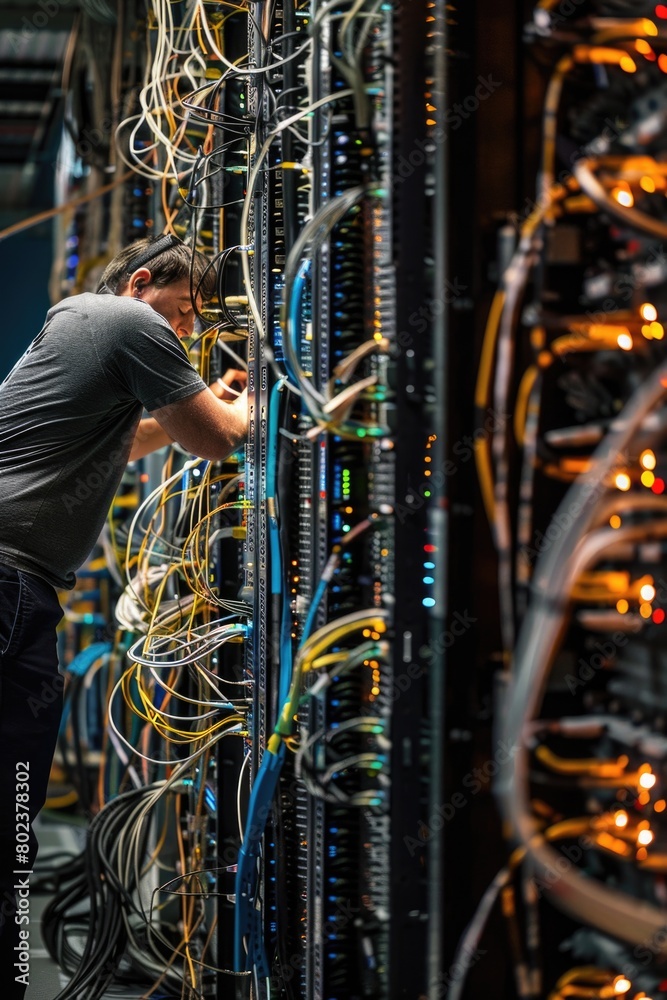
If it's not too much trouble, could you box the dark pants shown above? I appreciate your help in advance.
[0,564,63,999]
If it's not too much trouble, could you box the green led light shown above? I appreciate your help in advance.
[342,524,351,532]
[356,428,367,438]
[424,490,431,497]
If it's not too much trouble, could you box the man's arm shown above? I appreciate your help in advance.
[129,370,248,462]
[129,418,174,461]
[137,386,248,462]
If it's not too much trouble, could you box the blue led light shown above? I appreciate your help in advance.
[424,561,435,569]
[423,576,434,585]
[422,597,436,608]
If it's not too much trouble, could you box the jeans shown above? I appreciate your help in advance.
[0,563,63,999]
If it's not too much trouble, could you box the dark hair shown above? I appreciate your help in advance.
[98,235,217,300]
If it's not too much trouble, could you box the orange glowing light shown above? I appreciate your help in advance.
[613,186,634,207]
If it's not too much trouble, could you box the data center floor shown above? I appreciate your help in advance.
[25,818,142,1000]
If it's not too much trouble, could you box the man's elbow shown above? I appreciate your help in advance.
[176,428,246,462]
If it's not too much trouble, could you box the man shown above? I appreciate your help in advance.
[0,232,248,997]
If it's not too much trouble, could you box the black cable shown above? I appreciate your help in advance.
[42,784,184,1000]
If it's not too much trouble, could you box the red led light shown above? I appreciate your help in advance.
[424,544,437,553]
[656,4,667,17]
[653,608,666,624]
[659,53,667,73]
[652,477,666,494]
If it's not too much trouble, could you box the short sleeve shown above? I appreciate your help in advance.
[92,298,207,411]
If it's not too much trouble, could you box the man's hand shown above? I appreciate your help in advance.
[209,368,247,401]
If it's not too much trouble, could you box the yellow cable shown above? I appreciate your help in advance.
[513,365,538,448]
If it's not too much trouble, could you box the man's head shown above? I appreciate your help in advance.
[98,234,217,339]
[98,234,216,297]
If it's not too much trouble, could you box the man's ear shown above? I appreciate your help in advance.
[123,267,153,298]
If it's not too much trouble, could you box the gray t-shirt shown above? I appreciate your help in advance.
[0,292,206,589]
